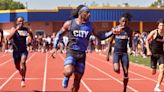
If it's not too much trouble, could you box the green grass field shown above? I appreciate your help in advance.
[129,55,150,67]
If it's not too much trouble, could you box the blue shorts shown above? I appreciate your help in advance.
[113,52,129,69]
[64,50,86,74]
[13,50,28,64]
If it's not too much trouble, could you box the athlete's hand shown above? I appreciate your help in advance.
[128,48,133,55]
[147,50,152,56]
[50,48,57,58]
[112,27,123,35]
[15,24,23,30]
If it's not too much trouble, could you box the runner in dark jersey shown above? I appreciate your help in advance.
[51,5,117,92]
[112,13,133,92]
[7,16,33,87]
[146,19,164,92]
[0,29,3,52]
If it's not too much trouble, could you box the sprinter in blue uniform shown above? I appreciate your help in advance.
[7,16,33,87]
[146,19,164,92]
[112,13,133,92]
[51,5,118,92]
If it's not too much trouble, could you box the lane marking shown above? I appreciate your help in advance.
[86,62,138,92]
[0,58,12,66]
[81,80,92,92]
[0,53,36,90]
[88,54,164,85]
[0,77,144,81]
[42,53,48,92]
[59,54,92,92]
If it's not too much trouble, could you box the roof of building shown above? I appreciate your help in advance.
[0,6,163,23]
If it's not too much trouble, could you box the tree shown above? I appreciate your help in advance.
[90,1,99,6]
[0,0,25,10]
[102,3,110,7]
[150,0,164,7]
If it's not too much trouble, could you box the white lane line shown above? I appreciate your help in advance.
[86,62,138,92]
[0,53,36,90]
[89,54,164,85]
[100,54,152,71]
[81,80,92,92]
[59,54,92,92]
[0,58,12,66]
[0,77,144,81]
[0,78,41,80]
[42,53,48,92]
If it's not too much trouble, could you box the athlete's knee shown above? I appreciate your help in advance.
[20,61,26,68]
[159,64,164,73]
[64,71,72,77]
[20,61,26,65]
[15,64,20,70]
[64,65,74,77]
[113,66,120,73]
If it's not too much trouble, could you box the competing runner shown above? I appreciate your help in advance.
[146,19,164,92]
[112,13,133,92]
[51,5,118,92]
[0,28,3,52]
[7,16,33,87]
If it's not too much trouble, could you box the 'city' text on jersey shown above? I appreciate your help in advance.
[73,30,89,38]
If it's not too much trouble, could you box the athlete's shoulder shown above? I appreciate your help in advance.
[150,29,157,34]
[63,20,73,27]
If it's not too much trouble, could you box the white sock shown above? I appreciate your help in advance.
[155,83,160,88]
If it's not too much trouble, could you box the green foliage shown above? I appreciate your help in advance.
[150,0,164,7]
[0,0,25,10]
[129,55,150,67]
[90,1,99,6]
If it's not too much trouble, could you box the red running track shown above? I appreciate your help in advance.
[0,52,163,92]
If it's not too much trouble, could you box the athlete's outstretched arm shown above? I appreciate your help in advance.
[93,26,122,40]
[93,30,114,40]
[53,20,71,48]
[50,20,71,57]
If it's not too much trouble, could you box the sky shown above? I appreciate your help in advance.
[14,0,155,9]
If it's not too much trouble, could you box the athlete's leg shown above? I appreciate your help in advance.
[20,52,28,87]
[20,52,28,81]
[72,58,85,92]
[113,52,120,73]
[62,55,76,88]
[64,65,74,77]
[71,73,83,92]
[154,64,164,91]
[121,53,129,92]
[151,55,158,75]
[154,54,164,91]
[14,58,21,71]
[13,52,21,71]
